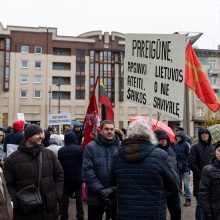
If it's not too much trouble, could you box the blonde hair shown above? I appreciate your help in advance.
[127,120,157,144]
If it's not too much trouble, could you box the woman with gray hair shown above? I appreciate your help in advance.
[109,120,179,220]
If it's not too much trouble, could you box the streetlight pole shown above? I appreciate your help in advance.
[48,86,52,114]
[56,78,62,114]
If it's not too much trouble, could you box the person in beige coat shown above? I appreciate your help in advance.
[0,167,13,220]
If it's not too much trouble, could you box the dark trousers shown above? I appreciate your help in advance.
[166,194,181,220]
[59,187,84,220]
[88,204,116,220]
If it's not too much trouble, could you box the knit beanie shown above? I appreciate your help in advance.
[24,124,43,140]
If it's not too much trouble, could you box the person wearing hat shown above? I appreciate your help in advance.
[189,127,215,220]
[72,125,84,146]
[199,141,220,220]
[3,124,64,220]
[4,120,24,157]
[173,131,192,207]
[154,129,181,220]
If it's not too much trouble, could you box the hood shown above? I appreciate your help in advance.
[114,128,125,141]
[175,130,188,142]
[49,134,62,146]
[12,120,24,132]
[118,138,155,163]
[198,128,212,144]
[64,132,77,145]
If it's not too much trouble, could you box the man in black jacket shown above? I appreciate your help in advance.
[189,127,215,220]
[82,120,120,220]
[154,129,181,220]
[58,132,84,220]
[3,124,64,220]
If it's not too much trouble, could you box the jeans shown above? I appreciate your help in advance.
[195,196,204,220]
[179,171,191,200]
[166,194,181,220]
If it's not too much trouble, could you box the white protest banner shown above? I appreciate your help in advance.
[48,113,71,125]
[17,113,25,121]
[124,34,186,120]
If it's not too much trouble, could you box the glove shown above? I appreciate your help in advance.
[99,187,115,201]
[204,213,212,220]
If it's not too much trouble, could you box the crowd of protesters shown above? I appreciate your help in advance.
[0,119,220,220]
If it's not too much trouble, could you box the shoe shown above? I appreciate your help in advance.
[184,199,191,206]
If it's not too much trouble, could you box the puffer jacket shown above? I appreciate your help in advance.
[199,158,220,218]
[3,143,64,220]
[82,134,120,205]
[109,138,179,220]
[189,128,215,196]
[173,131,190,173]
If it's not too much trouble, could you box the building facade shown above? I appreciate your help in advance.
[0,23,219,137]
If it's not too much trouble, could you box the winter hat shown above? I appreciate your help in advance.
[154,129,168,140]
[64,132,77,145]
[24,124,43,140]
[13,120,25,132]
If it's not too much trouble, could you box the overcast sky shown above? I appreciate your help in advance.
[1,0,220,49]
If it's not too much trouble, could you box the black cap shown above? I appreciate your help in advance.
[24,124,43,140]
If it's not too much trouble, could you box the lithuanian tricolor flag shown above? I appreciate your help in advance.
[99,78,114,121]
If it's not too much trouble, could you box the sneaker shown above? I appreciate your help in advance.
[184,199,191,206]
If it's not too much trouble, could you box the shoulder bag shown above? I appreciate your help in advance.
[15,151,43,213]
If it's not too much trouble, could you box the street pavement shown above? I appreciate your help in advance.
[68,193,196,220]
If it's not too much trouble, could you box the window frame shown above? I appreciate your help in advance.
[35,61,42,69]
[34,90,41,98]
[34,75,42,84]
[20,75,28,83]
[34,46,42,54]
[21,60,28,69]
[20,90,28,98]
[21,45,29,53]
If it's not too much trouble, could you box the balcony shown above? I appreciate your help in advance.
[208,69,220,75]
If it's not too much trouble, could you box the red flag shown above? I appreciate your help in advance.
[82,78,100,150]
[185,43,220,112]
[99,78,114,121]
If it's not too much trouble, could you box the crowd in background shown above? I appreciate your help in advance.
[0,119,219,220]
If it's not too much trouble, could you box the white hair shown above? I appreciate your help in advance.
[127,120,157,144]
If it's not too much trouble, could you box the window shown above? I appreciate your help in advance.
[20,90,28,98]
[5,38,10,50]
[197,108,205,117]
[20,75,28,83]
[52,62,71,70]
[35,61,42,69]
[34,75,42,84]
[210,77,217,85]
[76,49,85,61]
[209,60,216,69]
[21,60,28,68]
[35,46,42,54]
[90,50,95,61]
[34,90,41,98]
[21,45,29,53]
